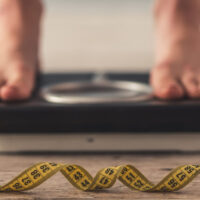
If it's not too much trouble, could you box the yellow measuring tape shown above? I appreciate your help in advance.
[0,162,199,192]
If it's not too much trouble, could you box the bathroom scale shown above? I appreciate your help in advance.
[0,72,200,152]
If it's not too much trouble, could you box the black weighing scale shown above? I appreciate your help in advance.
[0,72,200,152]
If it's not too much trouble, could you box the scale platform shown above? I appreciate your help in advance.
[0,73,200,152]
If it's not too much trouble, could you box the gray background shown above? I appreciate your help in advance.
[42,0,155,72]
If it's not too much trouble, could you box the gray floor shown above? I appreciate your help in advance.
[41,0,155,72]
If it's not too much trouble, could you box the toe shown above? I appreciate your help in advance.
[153,81,184,100]
[0,64,35,101]
[181,74,200,98]
[151,64,184,100]
[156,83,184,100]
[1,85,31,101]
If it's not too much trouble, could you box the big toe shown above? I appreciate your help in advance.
[1,85,31,101]
[0,65,35,101]
[151,64,184,100]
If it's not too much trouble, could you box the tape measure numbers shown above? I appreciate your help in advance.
[0,162,199,192]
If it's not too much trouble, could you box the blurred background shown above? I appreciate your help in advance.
[41,0,155,73]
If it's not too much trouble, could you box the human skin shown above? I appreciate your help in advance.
[0,0,42,101]
[151,0,200,99]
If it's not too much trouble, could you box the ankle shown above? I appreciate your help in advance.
[0,0,43,17]
[154,0,200,29]
[154,0,200,16]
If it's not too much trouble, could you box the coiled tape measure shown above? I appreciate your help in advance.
[0,162,199,192]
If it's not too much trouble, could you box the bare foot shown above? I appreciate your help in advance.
[151,0,200,100]
[0,0,42,101]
